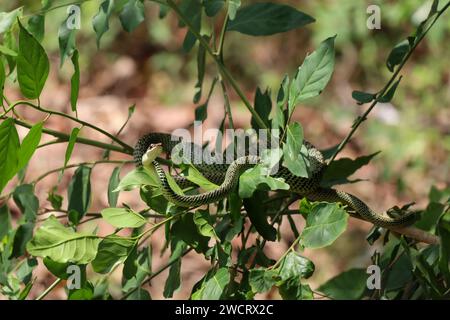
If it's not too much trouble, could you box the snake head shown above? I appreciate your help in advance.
[142,143,163,167]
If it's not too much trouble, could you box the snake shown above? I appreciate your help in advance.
[133,132,418,228]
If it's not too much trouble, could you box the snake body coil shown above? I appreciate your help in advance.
[134,133,417,228]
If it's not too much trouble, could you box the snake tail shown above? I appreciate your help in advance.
[306,188,418,227]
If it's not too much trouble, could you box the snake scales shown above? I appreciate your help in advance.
[133,132,417,228]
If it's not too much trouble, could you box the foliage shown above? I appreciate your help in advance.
[0,0,449,300]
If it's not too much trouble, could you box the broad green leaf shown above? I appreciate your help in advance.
[415,202,444,232]
[0,7,22,34]
[193,40,206,103]
[249,268,278,293]
[378,77,402,103]
[278,278,313,300]
[67,165,91,224]
[227,0,241,20]
[63,126,80,172]
[0,118,20,193]
[321,152,379,187]
[27,0,51,42]
[271,75,289,130]
[43,257,72,279]
[239,165,289,199]
[68,281,94,300]
[27,216,100,263]
[192,268,230,300]
[318,268,367,300]
[301,202,348,249]
[70,50,80,112]
[92,235,137,274]
[352,90,376,105]
[47,187,63,211]
[58,5,79,66]
[163,238,186,298]
[115,167,159,191]
[288,36,335,112]
[17,20,49,99]
[243,190,277,241]
[203,0,225,17]
[282,122,309,177]
[119,0,145,33]
[126,288,151,300]
[13,184,39,222]
[92,0,115,47]
[171,214,209,253]
[17,122,42,172]
[386,40,410,72]
[0,44,17,57]
[193,210,217,238]
[16,257,37,284]
[108,166,121,207]
[278,252,315,280]
[251,87,271,130]
[101,207,146,228]
[227,3,314,36]
[11,222,34,258]
[186,165,219,191]
[122,246,151,290]
[179,0,201,52]
[0,205,11,240]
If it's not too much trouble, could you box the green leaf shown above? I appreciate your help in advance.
[27,1,51,41]
[119,0,145,33]
[17,122,42,172]
[0,44,17,57]
[278,278,313,300]
[16,257,37,284]
[249,268,278,293]
[386,40,410,72]
[321,152,379,187]
[0,8,22,34]
[271,75,289,130]
[13,184,39,222]
[58,5,79,65]
[101,207,147,228]
[27,216,100,263]
[239,165,289,199]
[278,252,315,280]
[288,36,335,112]
[179,0,201,52]
[92,235,137,274]
[301,202,348,249]
[70,50,80,112]
[67,165,91,224]
[186,165,219,191]
[0,204,11,240]
[251,87,271,130]
[0,58,5,97]
[43,257,72,279]
[227,3,314,36]
[68,281,94,300]
[203,0,225,17]
[163,238,186,298]
[282,122,310,177]
[378,77,402,103]
[193,40,206,103]
[192,268,230,300]
[11,222,34,258]
[108,166,121,207]
[171,214,210,253]
[47,187,63,211]
[243,191,277,241]
[17,20,49,99]
[193,210,217,238]
[437,213,450,283]
[0,118,20,193]
[92,0,115,47]
[318,268,367,300]
[352,90,376,105]
[115,167,159,192]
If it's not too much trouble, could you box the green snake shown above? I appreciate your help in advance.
[133,132,417,228]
